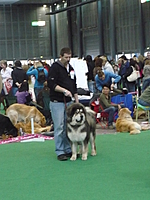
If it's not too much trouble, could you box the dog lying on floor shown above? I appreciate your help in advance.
[6,103,46,126]
[0,114,18,139]
[66,103,96,161]
[15,121,52,135]
[116,108,142,135]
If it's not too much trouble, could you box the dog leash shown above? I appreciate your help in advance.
[63,96,67,110]
[64,96,74,110]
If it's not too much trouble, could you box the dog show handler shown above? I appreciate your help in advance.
[47,47,79,161]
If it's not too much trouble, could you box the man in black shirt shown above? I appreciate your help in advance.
[48,47,78,161]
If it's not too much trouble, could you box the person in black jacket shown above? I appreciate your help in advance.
[47,47,79,161]
[123,59,138,92]
[11,60,29,96]
[85,55,95,93]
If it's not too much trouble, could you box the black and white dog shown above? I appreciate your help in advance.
[66,103,96,161]
[0,114,18,138]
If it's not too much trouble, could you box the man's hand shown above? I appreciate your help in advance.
[63,89,72,98]
[118,104,121,110]
[110,83,115,90]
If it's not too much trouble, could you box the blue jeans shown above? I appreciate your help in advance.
[34,87,43,101]
[50,101,72,156]
[142,78,150,92]
[138,99,150,106]
[125,81,135,92]
[88,81,95,93]
[103,106,117,126]
[11,87,18,96]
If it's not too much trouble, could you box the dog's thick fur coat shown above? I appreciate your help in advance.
[0,114,18,138]
[116,108,141,135]
[66,103,96,161]
[6,103,46,126]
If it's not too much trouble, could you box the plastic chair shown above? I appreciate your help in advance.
[5,95,17,107]
[0,94,7,113]
[135,98,150,121]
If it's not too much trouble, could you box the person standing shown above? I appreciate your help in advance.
[85,55,95,93]
[0,60,13,95]
[118,55,130,88]
[47,47,79,161]
[0,74,2,94]
[26,61,48,101]
[11,60,29,96]
[100,55,114,73]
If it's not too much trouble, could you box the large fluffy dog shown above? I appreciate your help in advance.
[116,108,141,135]
[0,114,18,138]
[6,103,46,126]
[66,103,96,161]
[15,121,52,134]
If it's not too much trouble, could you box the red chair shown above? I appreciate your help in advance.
[91,99,117,128]
[91,100,109,128]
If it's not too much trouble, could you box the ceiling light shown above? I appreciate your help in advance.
[32,21,46,27]
[141,0,150,3]
[56,4,60,9]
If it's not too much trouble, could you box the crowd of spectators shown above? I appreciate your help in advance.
[0,52,150,113]
[84,53,150,96]
[0,60,50,109]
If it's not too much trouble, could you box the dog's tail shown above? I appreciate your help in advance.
[85,107,96,115]
[130,122,141,135]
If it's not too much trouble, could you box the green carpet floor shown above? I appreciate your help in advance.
[0,131,150,200]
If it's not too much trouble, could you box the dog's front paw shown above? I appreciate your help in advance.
[70,154,77,161]
[91,150,96,156]
[130,130,140,135]
[81,154,87,160]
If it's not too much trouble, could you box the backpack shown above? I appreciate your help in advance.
[37,68,46,83]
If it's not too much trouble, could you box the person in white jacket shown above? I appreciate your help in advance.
[0,60,13,95]
[100,56,114,73]
[0,74,2,94]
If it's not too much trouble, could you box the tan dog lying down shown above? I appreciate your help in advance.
[6,103,46,127]
[116,108,141,135]
[15,122,52,135]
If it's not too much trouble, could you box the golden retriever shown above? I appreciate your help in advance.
[116,108,141,135]
[15,121,52,135]
[6,103,46,127]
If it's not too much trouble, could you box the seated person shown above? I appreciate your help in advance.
[99,84,124,129]
[142,64,150,92]
[15,81,31,104]
[95,70,121,92]
[138,86,150,106]
[142,78,150,92]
